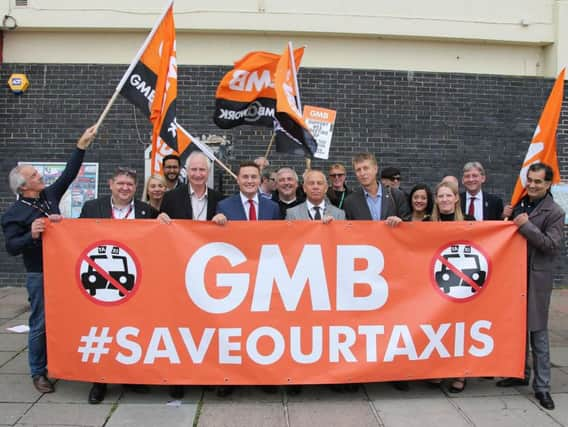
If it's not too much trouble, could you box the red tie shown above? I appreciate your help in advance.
[468,197,476,217]
[248,199,257,221]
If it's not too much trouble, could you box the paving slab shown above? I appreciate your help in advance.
[106,403,198,427]
[372,396,470,427]
[0,288,26,299]
[0,304,28,319]
[119,385,202,404]
[17,403,112,426]
[0,334,28,352]
[0,374,42,403]
[198,402,286,427]
[545,393,568,425]
[550,368,568,394]
[0,314,29,331]
[0,402,32,425]
[286,384,367,402]
[0,351,28,374]
[288,400,379,427]
[0,351,18,367]
[552,347,568,367]
[40,380,121,404]
[453,395,559,426]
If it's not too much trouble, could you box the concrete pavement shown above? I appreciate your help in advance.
[2,286,568,426]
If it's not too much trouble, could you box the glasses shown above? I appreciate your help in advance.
[390,176,401,181]
[329,173,345,178]
[163,165,179,170]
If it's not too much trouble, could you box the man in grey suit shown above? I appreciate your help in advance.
[496,163,564,410]
[343,153,409,226]
[286,169,345,222]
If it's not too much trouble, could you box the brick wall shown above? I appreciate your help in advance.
[1,64,567,286]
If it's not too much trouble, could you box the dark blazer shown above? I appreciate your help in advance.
[460,191,504,220]
[79,196,158,219]
[513,194,565,331]
[343,184,410,220]
[160,185,224,220]
[217,194,280,220]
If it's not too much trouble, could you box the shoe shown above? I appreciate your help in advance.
[496,377,529,387]
[124,384,150,393]
[88,383,107,404]
[392,381,410,391]
[448,379,467,393]
[169,385,184,399]
[32,375,54,393]
[216,386,234,397]
[426,380,442,389]
[535,392,555,410]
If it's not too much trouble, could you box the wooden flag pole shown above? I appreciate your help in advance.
[264,133,276,159]
[95,0,174,131]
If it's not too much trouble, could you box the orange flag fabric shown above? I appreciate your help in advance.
[43,220,526,385]
[510,68,565,207]
[213,49,304,129]
[274,43,317,156]
[119,1,191,175]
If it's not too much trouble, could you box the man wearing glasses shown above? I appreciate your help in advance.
[79,167,158,404]
[2,125,97,394]
[326,163,351,209]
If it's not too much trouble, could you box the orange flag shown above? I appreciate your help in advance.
[273,43,317,156]
[213,49,304,129]
[510,68,565,206]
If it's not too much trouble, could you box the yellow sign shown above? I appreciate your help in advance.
[8,73,29,94]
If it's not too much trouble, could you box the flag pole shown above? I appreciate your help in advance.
[95,0,174,130]
[288,41,302,113]
[178,126,237,180]
[264,133,276,159]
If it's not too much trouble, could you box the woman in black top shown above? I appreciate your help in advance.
[430,181,475,222]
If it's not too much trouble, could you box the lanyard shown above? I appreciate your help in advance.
[338,191,346,209]
[111,204,134,219]
[19,199,51,217]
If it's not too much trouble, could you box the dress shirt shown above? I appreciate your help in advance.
[189,185,208,221]
[111,199,135,220]
[465,191,483,221]
[306,200,326,220]
[240,193,259,220]
[364,184,383,221]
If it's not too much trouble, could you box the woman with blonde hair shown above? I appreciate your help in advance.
[430,181,473,222]
[427,180,474,393]
[143,174,167,211]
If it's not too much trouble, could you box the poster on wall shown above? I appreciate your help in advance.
[303,105,337,160]
[20,162,99,218]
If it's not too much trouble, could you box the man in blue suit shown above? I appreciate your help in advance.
[213,160,280,223]
[211,161,280,397]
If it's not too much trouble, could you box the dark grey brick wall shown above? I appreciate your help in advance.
[1,64,567,286]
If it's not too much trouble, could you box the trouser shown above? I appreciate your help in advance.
[26,272,47,377]
[524,329,550,393]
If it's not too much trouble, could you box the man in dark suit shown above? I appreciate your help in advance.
[159,152,224,222]
[80,167,157,404]
[343,153,409,226]
[460,161,504,220]
[496,163,564,410]
[213,161,280,223]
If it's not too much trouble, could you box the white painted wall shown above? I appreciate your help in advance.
[1,0,565,76]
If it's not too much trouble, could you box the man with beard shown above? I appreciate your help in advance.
[162,154,183,190]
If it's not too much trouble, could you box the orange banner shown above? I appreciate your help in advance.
[44,220,526,385]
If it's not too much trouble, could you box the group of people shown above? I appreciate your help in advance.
[1,125,564,411]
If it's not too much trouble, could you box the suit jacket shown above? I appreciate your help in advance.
[460,191,504,220]
[217,194,280,220]
[343,185,410,220]
[513,193,565,331]
[160,185,224,220]
[79,196,158,219]
[286,201,345,220]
